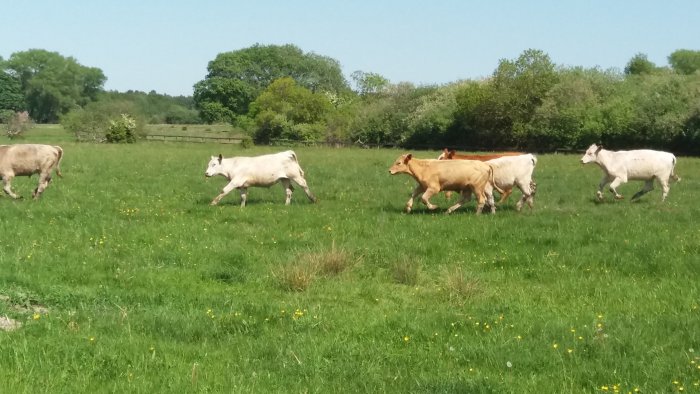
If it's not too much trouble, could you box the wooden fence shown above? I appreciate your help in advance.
[145,134,245,144]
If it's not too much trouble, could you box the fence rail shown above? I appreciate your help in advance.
[145,134,245,144]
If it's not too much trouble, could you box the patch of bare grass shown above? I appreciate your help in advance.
[272,243,357,291]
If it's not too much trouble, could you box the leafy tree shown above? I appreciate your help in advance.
[249,77,332,143]
[101,90,200,124]
[453,49,558,148]
[668,49,700,75]
[528,67,620,149]
[624,53,657,75]
[347,82,435,146]
[194,44,349,123]
[0,70,25,115]
[5,49,105,123]
[350,70,390,95]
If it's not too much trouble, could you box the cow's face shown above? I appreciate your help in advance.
[389,154,412,175]
[580,144,601,164]
[437,149,449,160]
[205,154,224,177]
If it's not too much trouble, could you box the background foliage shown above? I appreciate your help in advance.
[2,46,700,153]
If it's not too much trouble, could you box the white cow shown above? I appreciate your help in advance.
[0,144,63,199]
[580,143,680,202]
[204,150,316,207]
[486,154,538,211]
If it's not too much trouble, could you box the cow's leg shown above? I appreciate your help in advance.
[239,187,248,207]
[280,179,294,205]
[484,184,496,213]
[420,188,439,210]
[659,178,671,202]
[631,180,654,201]
[446,190,469,214]
[474,189,486,215]
[515,180,534,211]
[290,175,316,203]
[596,176,610,201]
[2,175,20,199]
[497,187,512,204]
[33,173,52,199]
[405,185,424,213]
[609,177,625,200]
[210,181,238,205]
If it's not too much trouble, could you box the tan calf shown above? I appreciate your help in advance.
[389,153,503,214]
[437,148,528,203]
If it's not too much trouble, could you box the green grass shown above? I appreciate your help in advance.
[0,126,699,392]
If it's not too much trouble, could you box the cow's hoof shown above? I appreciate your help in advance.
[614,195,624,200]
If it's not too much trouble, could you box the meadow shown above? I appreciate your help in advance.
[0,126,699,393]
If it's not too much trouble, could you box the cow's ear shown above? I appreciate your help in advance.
[403,153,412,164]
[595,144,603,153]
[217,154,223,164]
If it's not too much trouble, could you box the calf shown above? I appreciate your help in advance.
[486,154,538,211]
[580,144,680,202]
[205,150,316,207]
[0,144,63,199]
[389,153,503,214]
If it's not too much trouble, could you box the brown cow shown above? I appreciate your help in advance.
[0,144,63,199]
[389,153,503,214]
[437,148,526,202]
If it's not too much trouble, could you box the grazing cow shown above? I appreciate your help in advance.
[580,144,680,202]
[389,153,503,214]
[0,144,63,199]
[485,154,538,211]
[437,148,532,203]
[204,150,316,207]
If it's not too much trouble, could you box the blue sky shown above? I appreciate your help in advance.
[2,1,698,96]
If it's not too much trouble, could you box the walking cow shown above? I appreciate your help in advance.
[0,144,63,199]
[389,153,503,214]
[204,150,316,207]
[580,144,680,202]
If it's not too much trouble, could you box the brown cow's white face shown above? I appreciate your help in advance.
[205,155,224,177]
[389,154,412,175]
[580,144,600,164]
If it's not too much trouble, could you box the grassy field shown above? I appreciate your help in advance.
[0,126,699,393]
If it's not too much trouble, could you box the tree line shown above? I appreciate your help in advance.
[2,46,700,153]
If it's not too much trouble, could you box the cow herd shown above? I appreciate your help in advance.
[0,143,681,213]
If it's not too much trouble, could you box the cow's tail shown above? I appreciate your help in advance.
[671,156,681,182]
[54,146,64,178]
[489,165,505,194]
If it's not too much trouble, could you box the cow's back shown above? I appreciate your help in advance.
[429,159,492,191]
[487,154,537,184]
[0,144,60,176]
[612,150,675,180]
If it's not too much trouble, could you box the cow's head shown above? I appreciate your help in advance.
[205,154,224,177]
[580,144,602,164]
[437,148,450,160]
[389,153,413,175]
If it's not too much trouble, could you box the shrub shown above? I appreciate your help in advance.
[105,114,137,143]
[4,111,33,140]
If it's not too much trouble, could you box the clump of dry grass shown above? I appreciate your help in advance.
[272,242,356,291]
[390,259,421,286]
[441,266,480,304]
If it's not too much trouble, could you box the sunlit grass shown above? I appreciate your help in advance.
[0,127,699,392]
